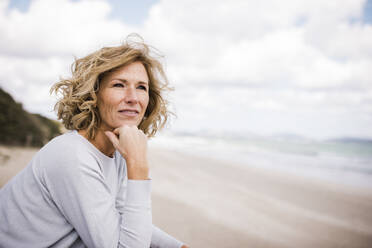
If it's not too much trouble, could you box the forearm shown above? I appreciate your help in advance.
[150,225,184,248]
[118,180,153,247]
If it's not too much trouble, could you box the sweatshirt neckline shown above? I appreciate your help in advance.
[72,130,116,163]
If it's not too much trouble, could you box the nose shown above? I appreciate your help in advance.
[124,87,138,104]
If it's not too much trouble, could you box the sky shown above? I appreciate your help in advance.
[1,0,372,140]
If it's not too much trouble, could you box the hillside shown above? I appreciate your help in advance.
[0,87,61,147]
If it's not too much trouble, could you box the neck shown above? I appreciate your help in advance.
[78,129,115,157]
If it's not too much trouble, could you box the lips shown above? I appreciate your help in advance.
[118,109,139,117]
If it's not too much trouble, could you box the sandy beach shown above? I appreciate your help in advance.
[1,144,372,248]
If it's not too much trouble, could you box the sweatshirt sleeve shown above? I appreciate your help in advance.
[150,225,184,248]
[115,158,184,248]
[42,152,152,248]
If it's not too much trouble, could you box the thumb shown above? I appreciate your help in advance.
[105,131,120,149]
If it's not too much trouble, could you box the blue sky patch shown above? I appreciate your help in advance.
[362,0,372,23]
[8,0,30,12]
[7,0,158,25]
[108,0,158,25]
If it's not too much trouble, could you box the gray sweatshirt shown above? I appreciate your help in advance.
[0,131,183,248]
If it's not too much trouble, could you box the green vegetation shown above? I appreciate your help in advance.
[0,87,62,147]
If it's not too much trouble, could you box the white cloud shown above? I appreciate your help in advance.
[142,0,371,91]
[139,0,372,138]
[0,0,131,57]
[0,0,371,138]
[0,0,137,115]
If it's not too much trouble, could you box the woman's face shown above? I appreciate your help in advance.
[97,61,150,131]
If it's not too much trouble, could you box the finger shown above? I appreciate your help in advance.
[104,131,120,149]
[113,128,121,136]
[114,125,132,136]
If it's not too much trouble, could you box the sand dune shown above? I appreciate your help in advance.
[1,145,372,248]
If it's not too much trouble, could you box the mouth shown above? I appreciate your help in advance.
[118,109,139,117]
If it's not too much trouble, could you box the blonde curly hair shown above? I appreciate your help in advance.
[51,35,172,139]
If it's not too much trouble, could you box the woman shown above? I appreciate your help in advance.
[0,36,189,248]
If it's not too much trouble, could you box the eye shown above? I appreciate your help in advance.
[138,85,148,91]
[113,82,124,88]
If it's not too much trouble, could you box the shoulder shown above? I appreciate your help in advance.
[41,131,93,160]
[35,131,100,177]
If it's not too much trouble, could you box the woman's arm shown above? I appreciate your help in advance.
[43,151,152,248]
[108,126,188,247]
[151,225,186,248]
[116,177,187,248]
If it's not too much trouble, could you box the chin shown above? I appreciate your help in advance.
[117,120,140,127]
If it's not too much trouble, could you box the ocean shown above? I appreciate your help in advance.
[149,132,372,189]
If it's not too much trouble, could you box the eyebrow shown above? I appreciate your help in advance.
[113,78,149,85]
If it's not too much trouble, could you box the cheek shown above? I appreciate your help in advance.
[97,102,107,122]
[97,93,116,117]
[142,94,150,110]
[97,94,105,112]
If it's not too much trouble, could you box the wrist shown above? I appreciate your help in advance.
[127,166,149,180]
[126,157,148,167]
